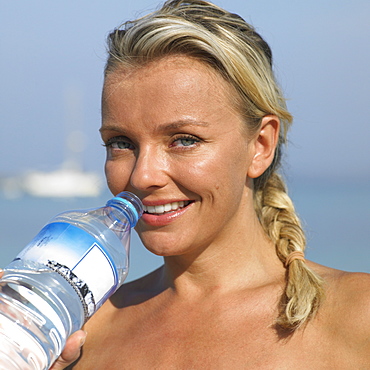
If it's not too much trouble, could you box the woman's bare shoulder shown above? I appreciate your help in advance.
[310,261,370,308]
[309,261,370,346]
[310,261,370,300]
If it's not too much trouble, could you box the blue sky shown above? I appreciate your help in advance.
[1,0,369,182]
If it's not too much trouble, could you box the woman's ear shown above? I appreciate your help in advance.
[247,115,280,179]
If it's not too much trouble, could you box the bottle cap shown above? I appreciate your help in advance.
[106,192,143,227]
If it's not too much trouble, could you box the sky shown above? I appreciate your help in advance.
[0,0,369,183]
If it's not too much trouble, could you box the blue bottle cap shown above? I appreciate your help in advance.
[106,192,143,227]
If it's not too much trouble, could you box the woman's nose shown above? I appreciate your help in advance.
[129,147,169,191]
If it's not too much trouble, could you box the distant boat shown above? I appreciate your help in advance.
[1,84,104,199]
[22,168,103,198]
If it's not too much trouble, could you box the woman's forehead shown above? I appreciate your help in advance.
[102,55,242,115]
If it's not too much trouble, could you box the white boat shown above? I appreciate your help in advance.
[2,85,104,199]
[22,168,103,198]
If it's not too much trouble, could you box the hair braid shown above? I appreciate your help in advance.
[254,172,325,329]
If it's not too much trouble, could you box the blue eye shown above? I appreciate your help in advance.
[112,141,133,150]
[104,136,135,150]
[171,135,200,148]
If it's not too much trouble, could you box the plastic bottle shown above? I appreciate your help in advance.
[0,191,143,370]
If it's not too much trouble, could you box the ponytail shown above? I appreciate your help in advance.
[254,172,325,329]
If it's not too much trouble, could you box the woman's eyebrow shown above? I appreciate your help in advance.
[158,120,209,132]
[99,124,124,134]
[99,120,209,134]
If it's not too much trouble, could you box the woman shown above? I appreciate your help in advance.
[51,0,370,368]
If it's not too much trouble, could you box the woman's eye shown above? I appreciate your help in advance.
[171,136,200,148]
[104,137,135,150]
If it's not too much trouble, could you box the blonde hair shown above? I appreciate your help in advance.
[105,0,325,330]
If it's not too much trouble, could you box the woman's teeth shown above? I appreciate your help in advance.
[143,201,190,215]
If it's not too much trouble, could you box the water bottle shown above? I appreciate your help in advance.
[0,191,143,370]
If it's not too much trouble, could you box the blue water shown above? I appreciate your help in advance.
[288,177,370,273]
[0,178,369,282]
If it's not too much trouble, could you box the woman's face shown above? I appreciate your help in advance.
[101,56,258,257]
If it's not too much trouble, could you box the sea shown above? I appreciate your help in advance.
[0,177,369,282]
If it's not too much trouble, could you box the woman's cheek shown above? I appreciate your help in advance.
[105,162,125,195]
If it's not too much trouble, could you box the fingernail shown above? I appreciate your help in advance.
[80,332,88,347]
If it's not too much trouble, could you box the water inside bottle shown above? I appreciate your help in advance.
[0,268,85,370]
[0,311,47,370]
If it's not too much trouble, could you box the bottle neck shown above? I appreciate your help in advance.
[105,192,143,228]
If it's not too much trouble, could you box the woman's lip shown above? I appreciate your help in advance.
[140,201,193,227]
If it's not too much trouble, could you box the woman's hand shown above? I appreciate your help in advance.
[0,269,86,369]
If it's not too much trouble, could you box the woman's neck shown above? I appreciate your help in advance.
[160,215,285,299]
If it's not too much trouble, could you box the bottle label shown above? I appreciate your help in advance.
[16,222,118,318]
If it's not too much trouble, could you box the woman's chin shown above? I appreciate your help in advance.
[143,245,184,257]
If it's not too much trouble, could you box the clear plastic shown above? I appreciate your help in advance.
[0,191,143,370]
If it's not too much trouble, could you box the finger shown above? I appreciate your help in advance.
[0,268,3,278]
[50,330,87,370]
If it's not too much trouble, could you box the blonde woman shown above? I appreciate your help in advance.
[33,0,370,368]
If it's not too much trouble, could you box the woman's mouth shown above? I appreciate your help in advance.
[143,200,192,215]
[141,200,193,226]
